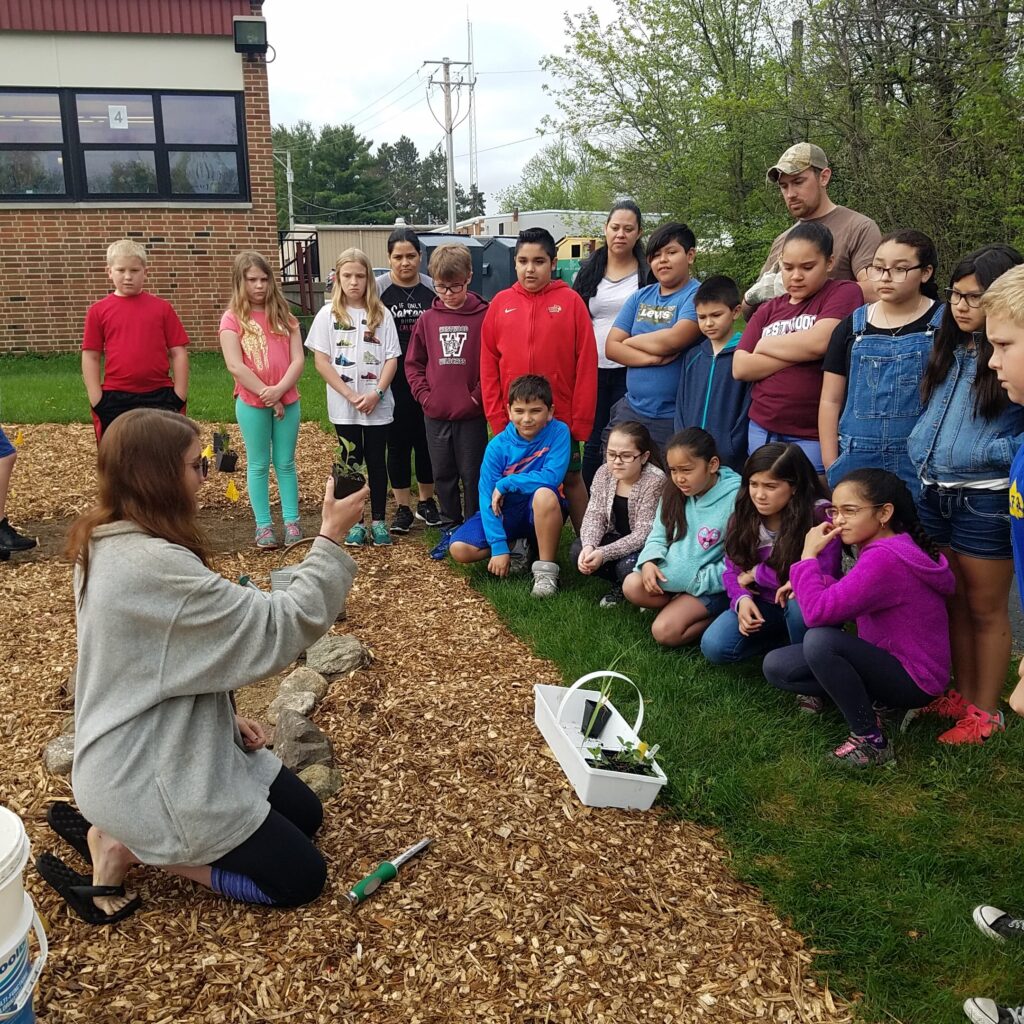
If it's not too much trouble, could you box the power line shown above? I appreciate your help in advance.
[358,85,434,136]
[475,69,543,75]
[295,187,401,216]
[342,71,420,124]
[349,77,427,131]
[455,133,552,158]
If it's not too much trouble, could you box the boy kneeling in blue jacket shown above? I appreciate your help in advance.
[449,374,569,598]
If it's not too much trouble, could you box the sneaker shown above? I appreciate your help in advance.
[599,586,624,608]
[0,517,37,552]
[938,705,1006,746]
[429,529,454,561]
[255,526,278,550]
[283,521,302,547]
[963,997,1024,1023]
[508,536,534,576]
[973,905,1024,943]
[415,498,442,528]
[344,523,367,547]
[909,689,970,723]
[531,560,560,599]
[829,733,895,768]
[796,695,825,714]
[369,520,392,546]
[391,505,414,534]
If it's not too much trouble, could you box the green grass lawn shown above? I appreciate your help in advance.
[442,528,1024,1024]
[0,352,333,428]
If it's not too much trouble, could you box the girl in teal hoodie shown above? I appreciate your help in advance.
[624,427,741,646]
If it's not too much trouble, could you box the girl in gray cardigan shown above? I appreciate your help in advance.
[571,421,665,606]
[37,409,367,924]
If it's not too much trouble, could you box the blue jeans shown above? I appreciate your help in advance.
[701,596,808,664]
[748,422,824,473]
[916,484,1012,560]
[582,367,628,489]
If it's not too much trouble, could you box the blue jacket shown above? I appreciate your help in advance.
[674,332,751,471]
[907,345,1024,484]
[634,467,740,595]
[478,418,571,555]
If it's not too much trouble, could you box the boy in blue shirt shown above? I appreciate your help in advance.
[674,276,751,470]
[605,222,701,451]
[448,374,570,598]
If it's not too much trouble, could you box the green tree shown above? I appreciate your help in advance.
[495,138,614,213]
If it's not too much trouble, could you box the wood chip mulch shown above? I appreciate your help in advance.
[0,425,854,1024]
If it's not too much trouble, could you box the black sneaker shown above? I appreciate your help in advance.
[599,586,624,608]
[391,505,414,534]
[415,499,442,528]
[974,905,1024,943]
[507,537,534,576]
[0,517,37,552]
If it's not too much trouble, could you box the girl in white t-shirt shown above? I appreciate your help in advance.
[306,248,401,546]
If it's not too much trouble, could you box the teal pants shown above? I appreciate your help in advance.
[235,398,301,528]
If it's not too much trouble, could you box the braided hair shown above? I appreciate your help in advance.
[836,469,941,562]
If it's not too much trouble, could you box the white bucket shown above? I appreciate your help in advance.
[0,807,46,1024]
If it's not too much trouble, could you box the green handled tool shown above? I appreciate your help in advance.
[346,837,432,906]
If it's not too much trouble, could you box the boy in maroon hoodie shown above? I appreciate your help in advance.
[406,244,490,559]
[480,227,597,531]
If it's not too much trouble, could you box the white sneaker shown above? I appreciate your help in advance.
[973,904,1024,943]
[530,560,560,599]
[963,996,1024,1023]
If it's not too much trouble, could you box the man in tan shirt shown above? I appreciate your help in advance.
[744,143,881,315]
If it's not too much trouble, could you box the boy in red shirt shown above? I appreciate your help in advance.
[480,227,597,531]
[82,239,190,440]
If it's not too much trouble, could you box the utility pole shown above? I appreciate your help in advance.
[467,18,479,195]
[271,150,294,231]
[424,56,471,233]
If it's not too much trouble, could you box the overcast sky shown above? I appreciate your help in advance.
[263,0,616,215]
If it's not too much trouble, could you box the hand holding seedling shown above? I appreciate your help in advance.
[488,553,511,577]
[800,522,838,561]
[236,715,266,751]
[775,581,793,607]
[320,476,368,544]
[736,595,764,635]
[640,561,667,595]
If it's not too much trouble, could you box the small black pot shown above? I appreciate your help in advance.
[332,463,366,499]
[216,451,238,473]
[581,698,611,740]
[213,432,228,454]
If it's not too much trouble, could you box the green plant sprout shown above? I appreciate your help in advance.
[586,738,660,776]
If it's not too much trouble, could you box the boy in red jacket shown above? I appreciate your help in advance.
[480,227,597,531]
[406,244,489,559]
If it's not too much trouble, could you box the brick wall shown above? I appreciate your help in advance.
[0,58,279,355]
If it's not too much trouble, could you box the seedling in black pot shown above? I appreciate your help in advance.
[214,427,238,472]
[332,440,366,499]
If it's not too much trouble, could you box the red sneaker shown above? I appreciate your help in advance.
[938,705,1006,746]
[920,690,969,719]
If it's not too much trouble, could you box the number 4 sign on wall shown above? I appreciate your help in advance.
[108,105,128,130]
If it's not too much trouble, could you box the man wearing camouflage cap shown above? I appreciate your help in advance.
[743,143,881,313]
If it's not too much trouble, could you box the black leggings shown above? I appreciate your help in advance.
[335,423,389,521]
[387,382,434,491]
[211,765,326,907]
[762,626,931,734]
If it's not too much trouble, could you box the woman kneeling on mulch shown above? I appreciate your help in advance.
[37,408,367,925]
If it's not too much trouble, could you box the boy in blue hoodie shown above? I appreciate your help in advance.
[674,276,751,471]
[449,374,569,598]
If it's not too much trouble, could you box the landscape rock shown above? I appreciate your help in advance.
[267,691,315,724]
[279,666,329,701]
[44,734,75,775]
[64,665,77,700]
[273,710,333,772]
[305,634,371,675]
[298,764,343,801]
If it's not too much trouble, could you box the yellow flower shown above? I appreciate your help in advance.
[636,741,648,757]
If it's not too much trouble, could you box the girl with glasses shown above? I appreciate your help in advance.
[906,243,1024,744]
[571,421,665,606]
[819,230,941,497]
[763,468,954,768]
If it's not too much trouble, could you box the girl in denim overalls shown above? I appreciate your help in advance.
[820,230,941,498]
[906,243,1024,745]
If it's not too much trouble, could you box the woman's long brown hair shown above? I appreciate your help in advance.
[66,409,211,601]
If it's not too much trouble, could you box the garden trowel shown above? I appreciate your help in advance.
[345,837,432,906]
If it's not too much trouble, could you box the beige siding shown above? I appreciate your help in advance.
[300,224,433,277]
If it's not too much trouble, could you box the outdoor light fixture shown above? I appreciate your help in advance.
[233,16,268,55]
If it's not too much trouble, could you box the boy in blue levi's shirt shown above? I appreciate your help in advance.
[449,374,570,599]
[674,276,751,470]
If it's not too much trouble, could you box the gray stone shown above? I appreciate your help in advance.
[298,764,343,801]
[61,715,76,735]
[279,666,329,701]
[64,665,77,700]
[305,634,371,676]
[44,734,75,775]
[273,710,333,772]
[267,691,315,724]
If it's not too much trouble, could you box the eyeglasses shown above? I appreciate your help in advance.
[607,450,642,463]
[825,503,883,520]
[865,264,927,282]
[945,287,985,309]
[434,282,467,295]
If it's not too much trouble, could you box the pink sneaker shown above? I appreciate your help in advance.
[938,705,1005,746]
[283,521,302,547]
[902,689,968,731]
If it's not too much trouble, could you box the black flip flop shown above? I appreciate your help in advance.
[35,852,141,925]
[46,802,93,865]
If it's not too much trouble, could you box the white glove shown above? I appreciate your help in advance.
[744,269,786,307]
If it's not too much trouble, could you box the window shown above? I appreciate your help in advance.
[0,88,247,201]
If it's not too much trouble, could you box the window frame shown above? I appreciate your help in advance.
[0,86,249,203]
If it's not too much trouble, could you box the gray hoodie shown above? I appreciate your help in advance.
[71,524,356,866]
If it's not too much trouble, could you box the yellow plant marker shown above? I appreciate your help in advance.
[225,480,240,503]
[201,444,213,460]
[12,429,24,447]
